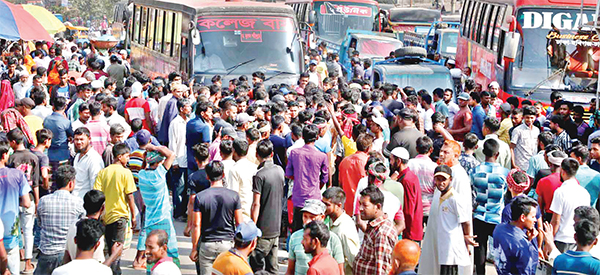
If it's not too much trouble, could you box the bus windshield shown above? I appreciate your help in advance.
[387,72,454,93]
[512,8,599,92]
[314,1,377,43]
[439,31,458,56]
[194,16,301,75]
[357,38,403,58]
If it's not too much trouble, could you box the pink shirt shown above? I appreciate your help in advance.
[85,120,110,155]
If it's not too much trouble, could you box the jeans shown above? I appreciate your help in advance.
[168,166,188,218]
[249,237,279,275]
[7,247,19,275]
[34,251,64,275]
[105,217,128,275]
[473,218,497,275]
[196,240,233,275]
[20,201,35,260]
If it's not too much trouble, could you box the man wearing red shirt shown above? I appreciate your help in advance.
[390,147,423,242]
[124,82,154,134]
[448,92,473,142]
[338,134,372,215]
[302,220,340,275]
[536,150,568,221]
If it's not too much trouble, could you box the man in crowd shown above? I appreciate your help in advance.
[322,187,359,275]
[250,139,284,274]
[36,165,85,275]
[72,127,104,198]
[339,133,371,215]
[94,143,137,274]
[227,138,258,219]
[302,220,341,275]
[389,147,422,241]
[474,117,512,169]
[511,106,540,170]
[386,108,423,158]
[286,124,329,231]
[448,92,472,142]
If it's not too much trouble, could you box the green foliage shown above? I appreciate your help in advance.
[67,0,119,21]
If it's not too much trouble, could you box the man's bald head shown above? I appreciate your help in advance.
[391,239,421,273]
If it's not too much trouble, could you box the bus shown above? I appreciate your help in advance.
[455,0,599,105]
[287,0,381,48]
[129,0,304,85]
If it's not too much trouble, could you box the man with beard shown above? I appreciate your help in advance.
[302,220,340,275]
[573,105,592,143]
[556,100,578,139]
[144,229,181,275]
[511,106,540,170]
[389,147,423,242]
[72,127,104,199]
[158,83,186,144]
[550,114,571,153]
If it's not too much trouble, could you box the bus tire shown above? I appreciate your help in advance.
[394,46,427,58]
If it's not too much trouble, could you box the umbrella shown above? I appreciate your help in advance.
[22,5,66,35]
[0,0,52,41]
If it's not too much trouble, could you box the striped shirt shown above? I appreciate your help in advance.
[85,119,110,155]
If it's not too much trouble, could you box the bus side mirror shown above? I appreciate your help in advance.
[308,11,316,25]
[191,29,201,45]
[503,31,520,60]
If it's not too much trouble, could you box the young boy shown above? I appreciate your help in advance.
[419,164,477,275]
[459,133,480,176]
[93,143,137,274]
[136,145,180,272]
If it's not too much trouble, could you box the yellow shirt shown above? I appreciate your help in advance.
[24,115,43,145]
[497,118,513,145]
[212,250,253,275]
[94,164,137,224]
[316,62,329,83]
[342,136,357,157]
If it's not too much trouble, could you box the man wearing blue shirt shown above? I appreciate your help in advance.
[186,102,212,172]
[492,196,539,275]
[553,219,600,274]
[470,92,486,140]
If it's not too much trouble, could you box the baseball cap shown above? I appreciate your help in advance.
[110,55,119,62]
[76,77,90,86]
[301,199,326,215]
[221,127,238,138]
[457,92,470,101]
[146,151,165,164]
[499,103,512,113]
[371,116,388,130]
[136,129,152,146]
[390,147,410,160]
[447,59,456,65]
[235,221,262,242]
[15,98,35,109]
[131,82,143,97]
[236,113,255,124]
[280,87,291,95]
[91,80,103,89]
[434,164,453,179]
[309,60,318,66]
[153,79,165,87]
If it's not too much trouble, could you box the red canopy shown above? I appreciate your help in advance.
[0,0,52,41]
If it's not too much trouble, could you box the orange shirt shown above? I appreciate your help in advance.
[338,151,368,216]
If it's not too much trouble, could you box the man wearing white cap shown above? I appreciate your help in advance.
[125,82,154,134]
[13,70,31,100]
[370,115,388,153]
[390,147,423,242]
[536,150,567,221]
[448,92,472,142]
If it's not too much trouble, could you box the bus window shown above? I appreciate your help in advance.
[147,8,156,48]
[463,0,473,38]
[474,3,486,43]
[134,5,141,43]
[140,7,148,46]
[164,11,173,56]
[486,5,498,49]
[469,2,480,40]
[460,0,470,35]
[155,10,164,52]
[479,4,490,46]
[492,5,506,53]
[173,13,182,59]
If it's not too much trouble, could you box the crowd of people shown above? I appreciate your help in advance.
[0,37,600,275]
